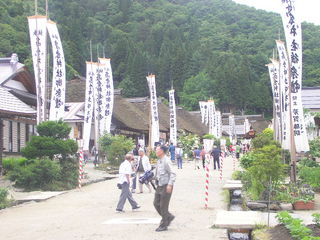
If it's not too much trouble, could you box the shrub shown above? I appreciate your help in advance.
[202,134,215,140]
[240,152,256,169]
[58,157,78,190]
[273,183,314,203]
[251,128,279,149]
[0,188,9,209]
[310,137,320,158]
[299,158,319,168]
[312,213,320,227]
[247,144,286,200]
[276,211,319,240]
[8,158,61,191]
[22,136,78,160]
[22,121,78,160]
[2,157,27,173]
[298,166,320,190]
[36,120,71,139]
[178,131,200,158]
[100,134,134,166]
[232,170,243,180]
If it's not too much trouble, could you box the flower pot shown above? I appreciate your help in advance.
[293,200,315,210]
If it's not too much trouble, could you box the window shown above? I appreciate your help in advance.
[9,121,13,152]
[25,124,29,142]
[17,122,21,152]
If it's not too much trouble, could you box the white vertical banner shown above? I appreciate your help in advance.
[169,89,177,146]
[47,20,66,121]
[280,0,309,152]
[99,58,114,134]
[216,111,222,138]
[244,118,250,134]
[94,63,105,144]
[147,75,160,147]
[267,62,280,141]
[229,115,235,141]
[269,59,282,142]
[28,16,47,124]
[199,101,206,123]
[208,100,215,135]
[83,62,96,151]
[276,40,291,150]
[204,102,209,125]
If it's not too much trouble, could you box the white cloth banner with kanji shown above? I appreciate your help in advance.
[147,75,160,147]
[28,16,47,124]
[276,40,291,150]
[280,0,309,152]
[98,58,114,134]
[83,62,96,151]
[169,89,177,146]
[47,20,66,121]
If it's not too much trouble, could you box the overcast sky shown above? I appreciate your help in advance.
[232,0,320,26]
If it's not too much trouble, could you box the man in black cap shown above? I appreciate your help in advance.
[153,145,176,232]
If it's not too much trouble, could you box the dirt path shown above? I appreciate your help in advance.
[0,157,238,240]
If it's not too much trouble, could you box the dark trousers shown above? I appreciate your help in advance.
[214,157,220,170]
[132,176,136,190]
[153,185,173,227]
[116,182,138,211]
[177,157,182,169]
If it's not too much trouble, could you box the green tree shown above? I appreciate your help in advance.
[248,144,286,200]
[99,134,134,166]
[22,121,78,160]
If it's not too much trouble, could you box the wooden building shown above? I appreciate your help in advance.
[0,54,37,157]
[64,78,208,149]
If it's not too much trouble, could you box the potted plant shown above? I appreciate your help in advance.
[291,184,315,210]
[273,183,315,210]
[293,195,315,210]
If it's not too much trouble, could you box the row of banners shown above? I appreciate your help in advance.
[28,16,66,123]
[28,15,115,151]
[268,0,309,152]
[83,60,114,151]
[199,100,222,138]
[146,75,177,147]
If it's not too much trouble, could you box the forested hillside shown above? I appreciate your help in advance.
[1,0,320,114]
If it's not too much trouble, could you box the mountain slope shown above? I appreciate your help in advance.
[1,0,320,114]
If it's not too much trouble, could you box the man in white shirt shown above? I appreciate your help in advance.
[116,154,140,213]
[137,148,152,193]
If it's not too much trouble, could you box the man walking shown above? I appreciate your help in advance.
[193,147,201,169]
[154,145,176,232]
[169,142,176,163]
[137,148,152,193]
[175,144,183,169]
[116,154,140,212]
[211,145,221,170]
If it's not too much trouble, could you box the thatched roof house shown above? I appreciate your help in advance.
[64,78,209,146]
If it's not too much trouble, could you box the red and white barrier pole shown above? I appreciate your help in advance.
[219,154,224,182]
[78,150,84,189]
[204,155,210,208]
